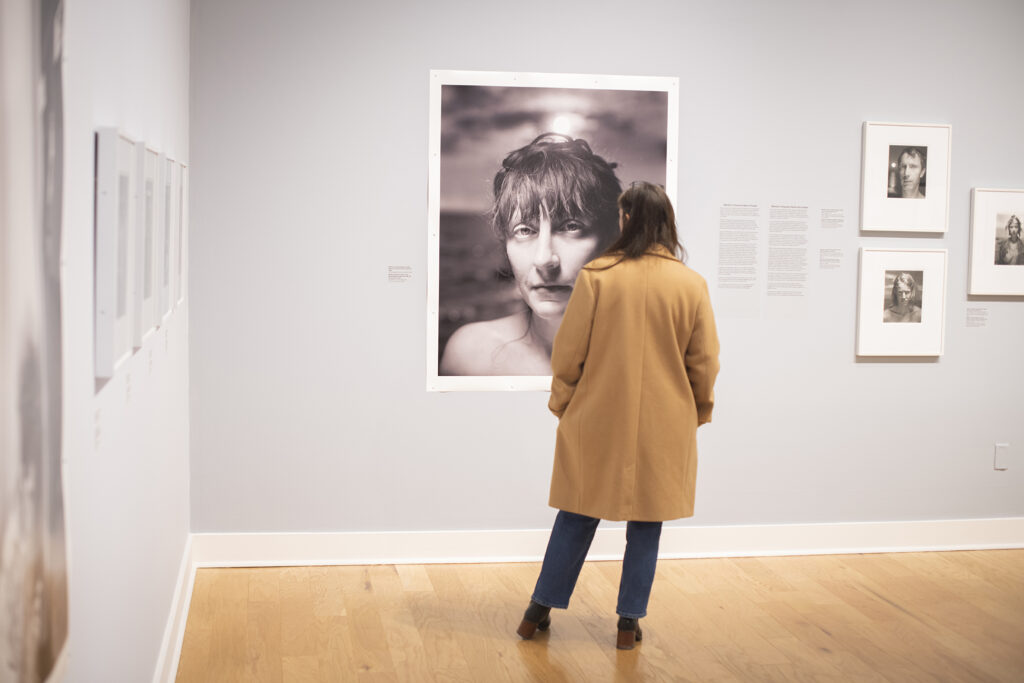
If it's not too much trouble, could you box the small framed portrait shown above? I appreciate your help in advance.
[857,249,947,356]
[175,162,188,306]
[969,188,1024,295]
[157,154,175,321]
[133,142,160,346]
[427,70,678,391]
[94,128,137,378]
[860,122,951,233]
[160,158,183,318]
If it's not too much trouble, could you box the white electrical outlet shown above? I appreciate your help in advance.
[994,443,1009,471]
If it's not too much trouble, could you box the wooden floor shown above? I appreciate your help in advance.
[175,550,1024,682]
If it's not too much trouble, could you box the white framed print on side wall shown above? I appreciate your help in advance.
[157,153,173,320]
[427,69,679,392]
[860,122,951,233]
[94,128,136,378]
[164,160,181,314]
[969,188,1024,294]
[133,142,159,346]
[857,249,948,357]
[174,162,187,306]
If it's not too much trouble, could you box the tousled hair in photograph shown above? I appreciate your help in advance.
[491,133,621,241]
[890,272,918,306]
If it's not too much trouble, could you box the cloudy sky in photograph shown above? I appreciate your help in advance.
[440,85,669,212]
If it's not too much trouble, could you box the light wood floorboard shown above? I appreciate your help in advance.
[175,550,1024,682]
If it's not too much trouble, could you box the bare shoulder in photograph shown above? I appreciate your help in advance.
[994,214,1024,265]
[440,133,622,375]
[887,146,927,199]
[882,271,923,323]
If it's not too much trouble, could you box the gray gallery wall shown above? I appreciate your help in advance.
[63,0,191,680]
[189,0,1024,534]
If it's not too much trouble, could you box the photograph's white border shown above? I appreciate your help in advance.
[856,248,948,357]
[94,128,136,378]
[860,122,951,233]
[969,188,1024,295]
[426,70,680,392]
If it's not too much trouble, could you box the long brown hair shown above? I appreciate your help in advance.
[598,181,684,264]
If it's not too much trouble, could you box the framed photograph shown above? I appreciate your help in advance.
[860,122,951,233]
[94,128,136,378]
[157,153,173,320]
[164,159,182,314]
[174,162,187,306]
[133,142,159,345]
[857,249,948,356]
[427,70,679,391]
[969,188,1024,295]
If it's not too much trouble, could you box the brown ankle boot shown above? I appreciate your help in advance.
[616,616,643,650]
[516,601,552,639]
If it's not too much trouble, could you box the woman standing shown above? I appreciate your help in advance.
[517,181,720,650]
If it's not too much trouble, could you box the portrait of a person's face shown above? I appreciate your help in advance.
[505,202,607,321]
[882,270,923,323]
[887,146,927,199]
[994,213,1024,266]
[898,151,925,197]
[434,81,670,380]
[895,278,914,305]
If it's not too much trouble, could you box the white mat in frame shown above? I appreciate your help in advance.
[133,142,160,347]
[95,128,136,378]
[857,248,948,357]
[860,121,951,233]
[969,188,1024,295]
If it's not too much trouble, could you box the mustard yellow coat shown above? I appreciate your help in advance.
[548,246,720,522]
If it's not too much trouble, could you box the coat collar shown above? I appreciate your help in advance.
[646,243,677,257]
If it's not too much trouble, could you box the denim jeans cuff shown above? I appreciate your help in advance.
[616,609,647,619]
[531,593,569,610]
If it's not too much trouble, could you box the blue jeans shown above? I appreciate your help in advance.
[531,510,662,619]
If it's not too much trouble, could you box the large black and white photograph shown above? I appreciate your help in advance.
[968,189,1024,295]
[858,249,947,357]
[861,122,951,233]
[882,270,923,323]
[427,71,678,391]
[886,145,927,199]
[1,0,70,680]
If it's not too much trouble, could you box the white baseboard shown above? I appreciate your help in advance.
[153,535,195,683]
[190,516,1024,567]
